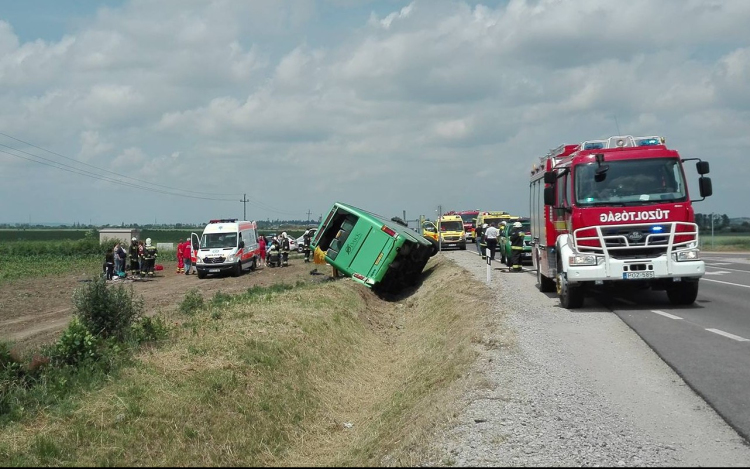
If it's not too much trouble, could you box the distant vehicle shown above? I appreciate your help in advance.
[311,202,436,293]
[191,219,262,279]
[296,228,317,252]
[445,210,479,242]
[421,214,467,250]
[499,218,532,266]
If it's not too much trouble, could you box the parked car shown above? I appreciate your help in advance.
[296,228,317,252]
[498,218,532,266]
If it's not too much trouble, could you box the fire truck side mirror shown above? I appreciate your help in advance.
[543,171,557,184]
[544,186,556,206]
[696,161,710,175]
[699,177,713,198]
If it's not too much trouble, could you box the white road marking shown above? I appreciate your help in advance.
[701,278,750,289]
[705,266,750,274]
[705,262,732,266]
[705,329,750,342]
[651,310,683,320]
[704,271,731,275]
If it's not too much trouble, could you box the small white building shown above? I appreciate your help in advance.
[99,228,140,245]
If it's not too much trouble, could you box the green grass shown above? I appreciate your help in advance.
[0,257,492,466]
[700,234,750,251]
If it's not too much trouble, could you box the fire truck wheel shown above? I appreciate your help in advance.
[556,259,584,308]
[666,281,699,306]
[538,265,556,293]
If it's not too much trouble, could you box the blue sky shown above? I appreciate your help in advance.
[1,0,749,226]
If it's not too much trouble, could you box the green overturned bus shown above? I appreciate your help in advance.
[311,202,437,293]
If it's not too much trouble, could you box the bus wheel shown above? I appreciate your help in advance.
[426,237,439,256]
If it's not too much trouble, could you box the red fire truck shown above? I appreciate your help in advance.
[530,135,713,308]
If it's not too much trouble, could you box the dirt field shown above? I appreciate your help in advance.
[0,254,328,353]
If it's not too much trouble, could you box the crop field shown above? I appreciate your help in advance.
[700,233,750,251]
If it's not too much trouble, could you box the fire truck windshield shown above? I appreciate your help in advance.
[459,213,476,223]
[575,158,687,206]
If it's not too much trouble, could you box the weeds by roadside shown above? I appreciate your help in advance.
[0,257,494,467]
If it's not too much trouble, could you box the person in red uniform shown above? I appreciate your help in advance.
[182,238,195,275]
[176,239,185,273]
[258,234,266,267]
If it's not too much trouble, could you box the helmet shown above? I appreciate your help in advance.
[132,237,137,242]
[482,223,488,229]
[513,222,522,228]
[146,237,152,246]
[282,232,287,237]
[500,221,507,225]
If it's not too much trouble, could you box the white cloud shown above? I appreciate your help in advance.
[2,0,750,224]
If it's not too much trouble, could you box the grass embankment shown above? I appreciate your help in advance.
[0,256,495,466]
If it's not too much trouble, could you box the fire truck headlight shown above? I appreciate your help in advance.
[569,254,598,266]
[674,249,700,262]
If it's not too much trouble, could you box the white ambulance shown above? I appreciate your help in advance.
[191,219,262,279]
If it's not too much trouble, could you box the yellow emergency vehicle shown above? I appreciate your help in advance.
[475,211,515,256]
[421,214,467,250]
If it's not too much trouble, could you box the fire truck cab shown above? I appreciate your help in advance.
[530,135,713,308]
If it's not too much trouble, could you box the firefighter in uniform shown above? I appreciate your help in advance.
[128,237,140,273]
[509,221,525,272]
[280,232,291,267]
[143,237,158,277]
[302,230,313,263]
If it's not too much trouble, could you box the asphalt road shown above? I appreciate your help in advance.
[596,252,750,442]
[463,246,750,443]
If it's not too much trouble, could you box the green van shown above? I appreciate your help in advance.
[311,202,436,293]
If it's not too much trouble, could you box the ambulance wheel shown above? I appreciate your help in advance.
[232,262,241,277]
[197,270,207,279]
[557,258,584,309]
[250,257,257,271]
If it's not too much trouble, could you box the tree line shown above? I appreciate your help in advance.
[695,213,750,233]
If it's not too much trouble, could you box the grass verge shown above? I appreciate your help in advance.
[0,255,495,466]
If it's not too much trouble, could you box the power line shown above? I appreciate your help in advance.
[0,131,302,216]
[0,147,237,201]
[0,131,239,197]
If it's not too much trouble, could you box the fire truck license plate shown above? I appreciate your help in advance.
[623,271,655,280]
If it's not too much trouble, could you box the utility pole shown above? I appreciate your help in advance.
[306,209,312,226]
[711,212,715,250]
[240,194,249,221]
[437,204,442,252]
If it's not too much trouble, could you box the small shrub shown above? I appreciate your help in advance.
[130,316,170,344]
[0,342,24,382]
[51,318,100,366]
[180,289,204,316]
[211,291,233,307]
[73,276,144,340]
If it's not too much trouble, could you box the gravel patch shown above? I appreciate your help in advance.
[422,251,750,467]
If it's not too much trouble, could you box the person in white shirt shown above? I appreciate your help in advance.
[483,222,500,261]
